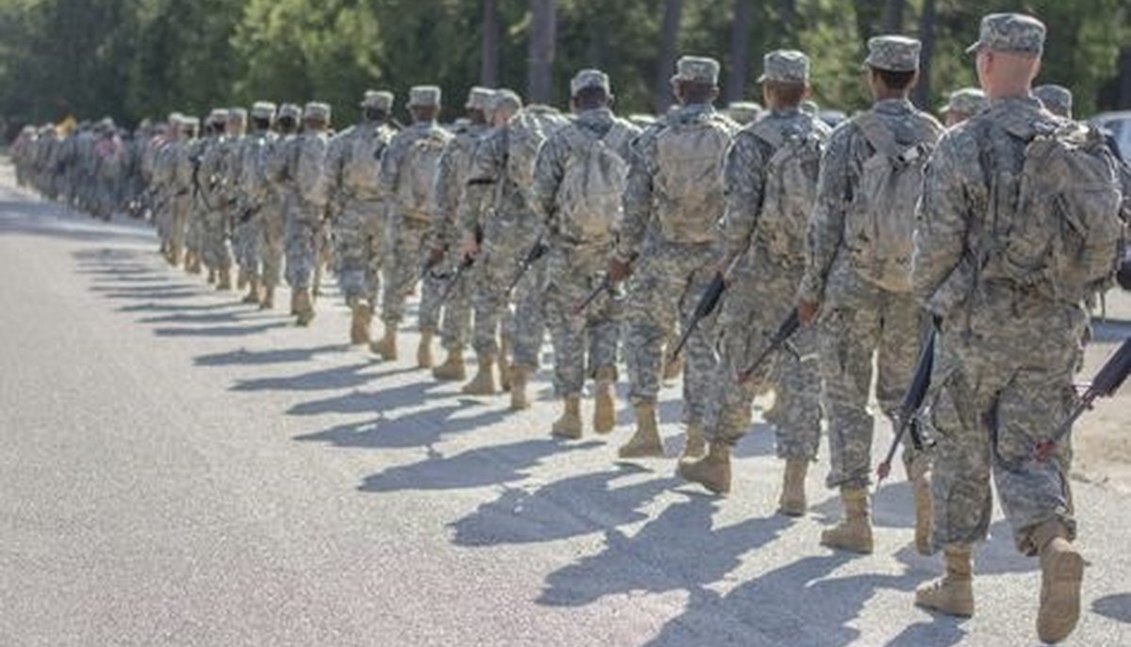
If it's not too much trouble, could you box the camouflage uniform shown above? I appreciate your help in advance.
[232,103,276,291]
[940,88,988,127]
[1034,84,1073,119]
[262,104,302,302]
[285,102,331,292]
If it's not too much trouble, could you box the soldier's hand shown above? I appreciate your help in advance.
[458,235,479,261]
[797,299,820,327]
[607,258,632,283]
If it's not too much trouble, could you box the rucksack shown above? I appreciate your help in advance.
[845,112,940,292]
[507,106,569,198]
[986,121,1125,302]
[398,128,449,219]
[653,113,733,244]
[555,122,632,245]
[748,117,824,259]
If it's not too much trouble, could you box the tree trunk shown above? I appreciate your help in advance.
[881,0,905,34]
[481,0,500,88]
[1120,47,1131,109]
[528,0,556,104]
[913,0,937,108]
[779,0,797,47]
[654,0,683,114]
[726,0,753,104]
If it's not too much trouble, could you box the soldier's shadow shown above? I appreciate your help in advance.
[294,399,508,451]
[154,321,290,338]
[230,361,416,393]
[194,344,346,367]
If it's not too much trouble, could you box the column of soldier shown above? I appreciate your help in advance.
[12,12,1131,645]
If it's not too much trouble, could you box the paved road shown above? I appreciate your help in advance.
[1,177,1129,646]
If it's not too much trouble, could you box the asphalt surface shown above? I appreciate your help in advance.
[1,172,1130,646]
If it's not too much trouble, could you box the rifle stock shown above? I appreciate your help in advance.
[876,328,937,485]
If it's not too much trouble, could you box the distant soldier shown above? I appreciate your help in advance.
[726,101,763,125]
[261,103,302,310]
[233,101,277,305]
[939,87,988,127]
[198,108,239,289]
[1034,84,1072,119]
[285,102,332,325]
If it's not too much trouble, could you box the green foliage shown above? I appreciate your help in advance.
[0,0,1126,133]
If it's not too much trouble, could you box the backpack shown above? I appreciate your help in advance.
[986,121,1125,302]
[845,112,940,292]
[748,117,824,259]
[556,122,632,245]
[653,113,733,244]
[507,106,569,197]
[398,128,449,219]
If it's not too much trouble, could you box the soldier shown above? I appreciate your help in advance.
[1034,84,1073,119]
[940,87,988,127]
[678,51,830,511]
[796,36,943,555]
[165,116,199,271]
[285,102,332,326]
[233,101,277,305]
[186,110,227,280]
[327,90,397,345]
[607,56,738,459]
[196,109,236,288]
[912,14,1125,642]
[372,86,453,363]
[260,103,302,310]
[530,69,641,438]
[726,101,763,126]
[428,87,495,381]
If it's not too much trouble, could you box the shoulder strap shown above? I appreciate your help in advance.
[749,120,785,150]
[853,112,901,158]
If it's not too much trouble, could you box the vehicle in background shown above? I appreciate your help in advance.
[1092,111,1131,163]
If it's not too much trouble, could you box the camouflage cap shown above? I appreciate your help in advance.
[465,86,494,111]
[1034,84,1072,118]
[800,100,819,115]
[671,56,720,86]
[966,13,1046,56]
[303,102,331,121]
[167,111,184,124]
[408,85,442,108]
[865,36,921,72]
[227,108,248,123]
[277,103,302,121]
[726,101,763,125]
[570,69,611,96]
[490,88,523,114]
[940,87,988,116]
[251,101,277,119]
[207,108,230,124]
[360,90,394,111]
[178,116,200,131]
[757,50,810,84]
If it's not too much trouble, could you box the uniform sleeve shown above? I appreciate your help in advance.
[615,131,657,262]
[797,125,853,304]
[377,133,407,201]
[429,141,461,249]
[459,132,501,237]
[722,131,769,263]
[530,131,567,228]
[297,136,329,207]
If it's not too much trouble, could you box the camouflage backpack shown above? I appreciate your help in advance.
[845,112,941,292]
[747,116,825,259]
[985,121,1125,302]
[555,121,633,245]
[653,112,733,244]
[398,128,449,220]
[507,106,570,199]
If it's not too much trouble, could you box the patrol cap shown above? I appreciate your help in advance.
[966,13,1046,56]
[227,108,248,123]
[465,86,494,110]
[758,50,810,84]
[167,111,184,124]
[303,102,331,121]
[801,100,819,115]
[360,90,394,111]
[207,108,230,125]
[865,36,921,72]
[940,88,988,116]
[408,85,442,108]
[671,56,720,86]
[178,116,200,132]
[277,103,302,121]
[251,101,277,119]
[726,102,763,125]
[570,69,611,96]
[491,88,523,114]
[1034,84,1072,118]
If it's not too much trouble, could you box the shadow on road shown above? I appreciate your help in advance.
[1092,592,1131,624]
[194,344,346,367]
[231,361,416,393]
[295,400,508,451]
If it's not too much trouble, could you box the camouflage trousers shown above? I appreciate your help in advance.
[437,259,473,352]
[511,259,548,370]
[471,223,530,358]
[927,291,1081,556]
[284,201,321,290]
[705,254,821,460]
[543,244,621,397]
[258,198,285,288]
[168,192,191,258]
[819,270,927,490]
[186,205,206,256]
[201,206,233,271]
[333,197,385,306]
[382,218,442,329]
[623,240,719,425]
[232,213,260,277]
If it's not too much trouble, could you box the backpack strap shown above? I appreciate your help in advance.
[748,119,786,150]
[854,112,926,165]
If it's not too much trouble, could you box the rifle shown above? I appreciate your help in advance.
[506,237,550,294]
[439,254,475,304]
[876,328,938,486]
[1034,335,1131,461]
[669,255,746,361]
[736,308,802,384]
[574,275,612,316]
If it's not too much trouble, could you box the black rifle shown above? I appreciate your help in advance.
[574,275,612,316]
[876,328,937,485]
[670,255,749,361]
[736,308,802,384]
[506,237,550,294]
[1035,335,1131,461]
[439,254,475,304]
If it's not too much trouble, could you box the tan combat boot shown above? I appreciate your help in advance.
[371,326,398,360]
[461,354,498,396]
[432,351,467,382]
[592,370,616,434]
[217,267,232,291]
[617,402,664,459]
[662,354,684,383]
[681,423,706,460]
[677,441,731,494]
[1034,519,1084,644]
[499,338,513,392]
[417,329,436,369]
[820,487,874,554]
[236,268,249,291]
[509,365,531,411]
[188,253,202,275]
[242,275,260,304]
[293,288,315,326]
[915,547,975,617]
[778,458,809,517]
[909,457,934,555]
[350,302,372,345]
[259,284,275,310]
[551,396,583,440]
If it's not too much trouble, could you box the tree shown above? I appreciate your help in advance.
[726,0,754,104]
[654,0,682,113]
[481,0,500,87]
[528,0,556,104]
